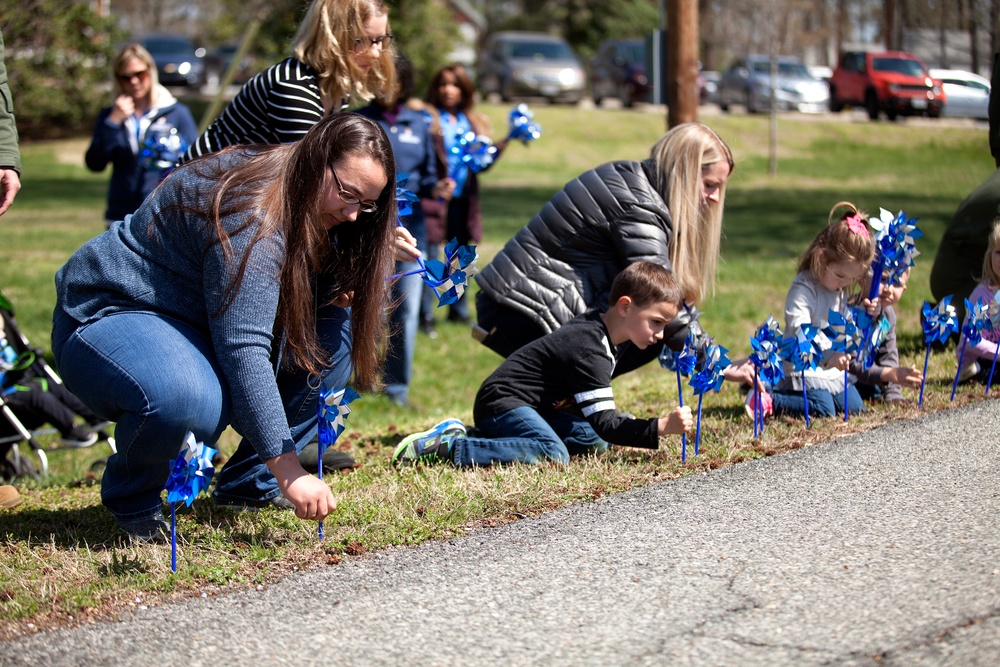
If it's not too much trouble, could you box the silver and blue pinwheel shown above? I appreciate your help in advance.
[779,325,830,428]
[660,334,698,461]
[951,297,994,401]
[450,130,497,176]
[506,103,542,145]
[316,384,360,539]
[688,344,731,457]
[422,238,479,307]
[987,291,1000,395]
[824,308,866,422]
[164,431,217,571]
[918,297,959,407]
[749,316,784,438]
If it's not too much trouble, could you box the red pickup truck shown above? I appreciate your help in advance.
[828,50,945,120]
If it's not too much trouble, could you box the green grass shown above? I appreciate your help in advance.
[1,107,996,638]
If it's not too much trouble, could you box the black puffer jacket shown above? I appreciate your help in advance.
[476,158,706,358]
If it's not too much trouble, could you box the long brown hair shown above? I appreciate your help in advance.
[425,64,494,137]
[798,201,875,284]
[173,114,397,389]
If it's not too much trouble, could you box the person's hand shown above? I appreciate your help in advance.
[394,225,421,262]
[723,357,758,387]
[108,94,135,125]
[0,168,20,216]
[827,351,851,371]
[659,406,693,435]
[331,291,354,308]
[266,451,337,521]
[433,178,455,201]
[885,365,923,388]
[862,297,880,316]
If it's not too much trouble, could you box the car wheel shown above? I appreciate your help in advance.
[593,87,604,106]
[865,90,880,120]
[745,90,757,114]
[829,86,844,112]
[620,83,635,108]
[719,92,730,112]
[500,80,512,103]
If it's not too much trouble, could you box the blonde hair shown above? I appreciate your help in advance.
[291,0,396,112]
[112,44,159,97]
[982,218,1000,289]
[649,122,734,304]
[798,201,875,284]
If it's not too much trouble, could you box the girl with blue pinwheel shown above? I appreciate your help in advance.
[953,220,1000,386]
[848,266,923,402]
[768,202,875,419]
[420,63,507,329]
[52,115,398,541]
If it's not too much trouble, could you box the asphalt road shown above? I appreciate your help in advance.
[5,400,1000,666]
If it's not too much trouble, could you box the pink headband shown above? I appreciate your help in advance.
[844,213,869,238]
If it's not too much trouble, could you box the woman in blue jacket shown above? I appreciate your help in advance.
[55,114,404,541]
[85,44,197,226]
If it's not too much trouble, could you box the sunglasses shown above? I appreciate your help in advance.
[117,69,149,83]
[352,34,393,53]
[331,167,378,214]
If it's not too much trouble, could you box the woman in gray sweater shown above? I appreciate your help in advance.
[52,114,402,541]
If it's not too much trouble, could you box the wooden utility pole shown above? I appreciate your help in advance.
[666,0,699,128]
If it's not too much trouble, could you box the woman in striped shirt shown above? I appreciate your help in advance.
[181,0,396,163]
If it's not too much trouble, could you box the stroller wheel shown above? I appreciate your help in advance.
[4,444,42,480]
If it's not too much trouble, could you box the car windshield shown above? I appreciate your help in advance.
[751,60,810,77]
[872,57,926,77]
[144,37,192,53]
[509,41,574,60]
[621,43,644,63]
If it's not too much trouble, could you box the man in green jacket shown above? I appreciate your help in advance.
[0,29,22,217]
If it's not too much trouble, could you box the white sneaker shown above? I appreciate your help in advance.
[958,360,981,384]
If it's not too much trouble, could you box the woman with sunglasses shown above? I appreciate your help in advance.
[54,114,399,541]
[181,0,396,163]
[85,43,197,227]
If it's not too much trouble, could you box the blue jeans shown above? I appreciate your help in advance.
[451,406,608,467]
[51,304,352,521]
[772,385,865,418]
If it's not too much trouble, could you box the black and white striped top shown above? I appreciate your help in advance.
[180,57,343,163]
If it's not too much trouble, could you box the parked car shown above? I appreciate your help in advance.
[205,44,256,88]
[140,34,206,88]
[828,50,944,120]
[699,70,721,105]
[477,31,586,104]
[590,38,650,107]
[929,68,990,120]
[717,55,829,114]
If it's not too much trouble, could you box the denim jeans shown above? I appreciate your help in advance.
[383,261,422,405]
[451,406,608,467]
[52,304,352,521]
[772,385,865,418]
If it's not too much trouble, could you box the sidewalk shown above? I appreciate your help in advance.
[5,400,1000,666]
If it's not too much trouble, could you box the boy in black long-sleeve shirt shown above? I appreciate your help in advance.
[393,261,693,466]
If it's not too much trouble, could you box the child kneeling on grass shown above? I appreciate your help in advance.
[392,261,694,467]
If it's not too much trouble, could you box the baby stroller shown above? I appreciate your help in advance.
[0,290,115,480]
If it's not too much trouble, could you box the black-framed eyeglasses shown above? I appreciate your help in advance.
[352,34,393,53]
[330,167,378,213]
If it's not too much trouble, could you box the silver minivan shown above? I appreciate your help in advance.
[477,31,586,104]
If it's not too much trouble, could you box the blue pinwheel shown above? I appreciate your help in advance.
[164,432,217,571]
[421,238,479,307]
[824,308,866,423]
[986,291,1000,395]
[395,174,419,219]
[869,208,922,287]
[918,296,959,407]
[749,316,784,438]
[688,344,731,457]
[779,325,830,428]
[951,298,993,401]
[140,127,189,179]
[450,130,497,178]
[316,384,359,539]
[659,333,697,461]
[505,103,542,145]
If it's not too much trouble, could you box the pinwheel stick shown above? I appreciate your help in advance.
[843,368,849,422]
[802,370,811,429]
[753,369,760,439]
[317,444,325,541]
[987,347,999,396]
[675,370,688,462]
[695,394,704,456]
[919,345,931,408]
[170,503,177,572]
[950,339,969,401]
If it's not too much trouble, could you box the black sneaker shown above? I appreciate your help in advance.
[115,510,169,544]
[61,425,98,448]
[214,494,295,512]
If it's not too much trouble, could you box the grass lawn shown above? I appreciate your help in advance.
[0,105,996,638]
